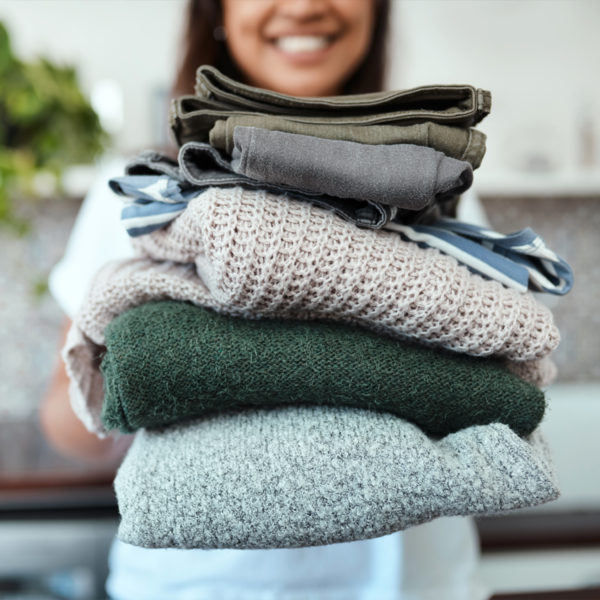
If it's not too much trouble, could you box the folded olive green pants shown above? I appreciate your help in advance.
[209,115,486,169]
[170,64,491,146]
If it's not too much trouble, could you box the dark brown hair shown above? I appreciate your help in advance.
[172,0,391,97]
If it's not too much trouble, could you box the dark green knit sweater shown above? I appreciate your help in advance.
[100,301,545,436]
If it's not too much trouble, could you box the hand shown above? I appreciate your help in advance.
[39,318,132,466]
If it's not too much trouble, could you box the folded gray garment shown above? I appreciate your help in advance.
[177,141,393,228]
[231,127,473,210]
[209,115,487,169]
[114,406,559,550]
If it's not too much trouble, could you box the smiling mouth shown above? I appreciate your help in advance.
[272,35,337,54]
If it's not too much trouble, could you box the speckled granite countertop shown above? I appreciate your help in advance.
[0,197,79,421]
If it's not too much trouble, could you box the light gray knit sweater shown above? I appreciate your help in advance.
[114,406,559,550]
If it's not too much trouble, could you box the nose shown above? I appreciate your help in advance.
[276,0,330,21]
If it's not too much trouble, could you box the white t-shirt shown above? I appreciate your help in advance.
[50,161,488,600]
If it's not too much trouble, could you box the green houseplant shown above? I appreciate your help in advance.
[0,21,108,231]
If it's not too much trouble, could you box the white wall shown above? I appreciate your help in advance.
[1,0,599,171]
[391,0,600,172]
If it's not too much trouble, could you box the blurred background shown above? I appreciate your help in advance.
[0,1,598,598]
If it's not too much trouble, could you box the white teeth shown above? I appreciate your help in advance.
[275,35,330,53]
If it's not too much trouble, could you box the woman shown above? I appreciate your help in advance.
[43,1,485,598]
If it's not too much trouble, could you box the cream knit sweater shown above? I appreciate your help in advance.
[65,187,559,434]
[131,186,558,359]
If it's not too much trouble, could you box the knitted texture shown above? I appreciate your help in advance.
[114,406,559,550]
[64,257,556,435]
[130,187,559,361]
[101,300,545,437]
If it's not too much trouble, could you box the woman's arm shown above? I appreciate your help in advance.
[40,318,130,465]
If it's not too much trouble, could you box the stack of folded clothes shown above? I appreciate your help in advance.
[63,66,573,550]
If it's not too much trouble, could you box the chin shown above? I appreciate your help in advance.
[266,73,343,97]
